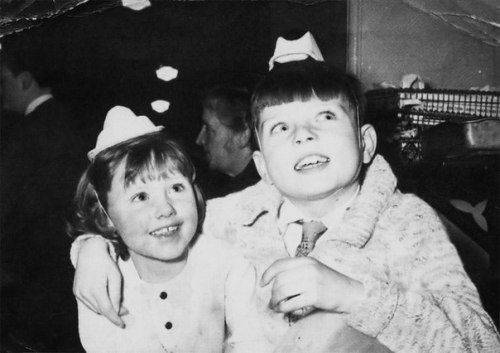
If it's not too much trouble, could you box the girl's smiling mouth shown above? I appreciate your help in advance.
[149,224,181,237]
[294,155,330,171]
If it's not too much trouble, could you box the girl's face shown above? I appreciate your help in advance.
[106,160,198,268]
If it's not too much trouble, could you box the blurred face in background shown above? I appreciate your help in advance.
[196,107,241,175]
[0,65,26,114]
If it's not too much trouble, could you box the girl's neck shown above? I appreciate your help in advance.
[129,249,189,283]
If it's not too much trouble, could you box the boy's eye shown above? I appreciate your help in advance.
[270,122,288,135]
[132,192,149,202]
[318,112,336,122]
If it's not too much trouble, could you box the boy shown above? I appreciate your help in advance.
[72,32,500,352]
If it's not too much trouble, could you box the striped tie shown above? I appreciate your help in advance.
[288,220,327,323]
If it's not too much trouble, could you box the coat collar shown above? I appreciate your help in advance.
[240,155,397,248]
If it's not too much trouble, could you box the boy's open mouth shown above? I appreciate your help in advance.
[149,224,180,237]
[294,155,330,171]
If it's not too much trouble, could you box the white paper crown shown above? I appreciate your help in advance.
[88,105,164,161]
[268,31,325,71]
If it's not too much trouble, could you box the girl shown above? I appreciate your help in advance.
[68,106,267,353]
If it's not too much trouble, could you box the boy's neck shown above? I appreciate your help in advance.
[286,182,360,220]
[129,250,189,283]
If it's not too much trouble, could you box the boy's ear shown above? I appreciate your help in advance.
[252,150,273,185]
[360,124,377,164]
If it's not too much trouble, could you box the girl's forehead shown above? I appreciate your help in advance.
[113,158,185,185]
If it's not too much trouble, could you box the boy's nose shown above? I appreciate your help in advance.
[294,125,316,144]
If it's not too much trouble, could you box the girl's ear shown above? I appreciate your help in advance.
[360,124,377,164]
[252,150,273,185]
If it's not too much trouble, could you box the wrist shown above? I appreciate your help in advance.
[341,278,364,314]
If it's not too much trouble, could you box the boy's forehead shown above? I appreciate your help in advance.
[258,97,352,126]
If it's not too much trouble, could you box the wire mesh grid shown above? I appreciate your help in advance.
[366,89,500,162]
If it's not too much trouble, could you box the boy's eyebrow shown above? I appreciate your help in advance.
[319,100,354,119]
[258,117,274,132]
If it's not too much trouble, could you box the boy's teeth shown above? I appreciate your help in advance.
[295,156,329,170]
[150,225,179,237]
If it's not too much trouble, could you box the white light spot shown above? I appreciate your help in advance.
[151,100,170,113]
[156,66,178,82]
[121,0,151,11]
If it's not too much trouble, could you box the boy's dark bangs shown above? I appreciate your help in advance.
[252,61,355,122]
[255,76,347,106]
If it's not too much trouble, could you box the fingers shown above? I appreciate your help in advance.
[108,269,123,314]
[73,269,125,328]
[260,257,311,286]
[268,270,310,308]
[269,279,316,312]
[74,283,125,327]
[102,273,125,328]
[278,295,313,314]
[99,299,125,328]
[76,293,99,315]
[73,276,100,314]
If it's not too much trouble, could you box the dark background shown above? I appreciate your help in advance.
[2,0,348,162]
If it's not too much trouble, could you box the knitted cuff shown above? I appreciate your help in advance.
[70,234,116,268]
[344,275,399,337]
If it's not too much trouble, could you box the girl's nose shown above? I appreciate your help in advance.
[195,126,206,146]
[294,124,316,145]
[155,197,176,219]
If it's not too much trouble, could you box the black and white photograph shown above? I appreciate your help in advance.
[1,0,499,352]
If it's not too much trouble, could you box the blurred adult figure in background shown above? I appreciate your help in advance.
[0,32,85,351]
[196,85,260,199]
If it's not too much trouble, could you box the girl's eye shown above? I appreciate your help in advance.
[270,122,288,135]
[132,192,149,202]
[169,183,185,194]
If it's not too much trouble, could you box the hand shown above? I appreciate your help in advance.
[73,237,125,328]
[260,257,364,315]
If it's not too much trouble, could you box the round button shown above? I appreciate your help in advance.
[159,291,167,300]
[165,322,173,330]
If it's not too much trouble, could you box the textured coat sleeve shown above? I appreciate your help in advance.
[345,195,500,352]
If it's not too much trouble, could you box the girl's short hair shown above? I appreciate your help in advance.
[67,132,205,259]
[250,58,365,136]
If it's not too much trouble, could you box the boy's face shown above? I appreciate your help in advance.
[252,97,376,205]
[106,161,198,266]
